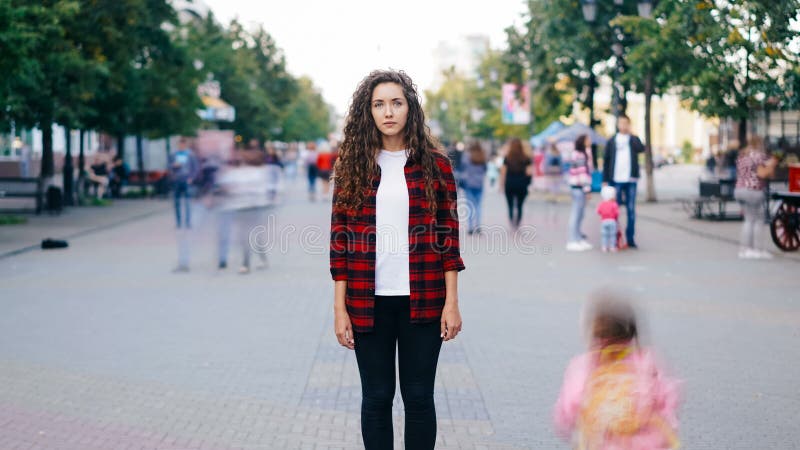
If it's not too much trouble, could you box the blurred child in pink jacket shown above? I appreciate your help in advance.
[554,294,681,450]
[596,186,620,252]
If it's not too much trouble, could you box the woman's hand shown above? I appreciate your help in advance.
[335,308,354,350]
[757,156,779,179]
[440,300,462,341]
[333,280,353,349]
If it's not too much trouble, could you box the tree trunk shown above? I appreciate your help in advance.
[78,130,86,174]
[644,73,657,203]
[116,133,125,160]
[40,122,54,179]
[136,134,146,196]
[63,128,74,206]
[78,130,86,204]
[588,72,599,169]
[738,117,747,146]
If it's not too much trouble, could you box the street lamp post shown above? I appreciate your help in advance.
[581,0,658,201]
[580,0,654,125]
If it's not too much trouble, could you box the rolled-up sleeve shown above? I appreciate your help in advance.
[435,156,466,273]
[329,182,349,280]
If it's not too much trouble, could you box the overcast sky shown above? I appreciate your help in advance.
[202,0,527,115]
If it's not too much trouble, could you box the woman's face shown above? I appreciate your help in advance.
[371,82,408,139]
[584,136,592,147]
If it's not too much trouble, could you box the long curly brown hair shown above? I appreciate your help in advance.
[333,70,443,215]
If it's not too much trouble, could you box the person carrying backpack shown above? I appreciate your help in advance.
[554,294,681,450]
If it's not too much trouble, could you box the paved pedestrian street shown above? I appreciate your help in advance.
[1,168,798,449]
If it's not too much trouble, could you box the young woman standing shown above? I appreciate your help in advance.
[499,138,533,229]
[734,136,777,259]
[329,70,465,450]
[566,134,594,251]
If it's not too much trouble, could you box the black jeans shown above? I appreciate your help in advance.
[505,185,528,227]
[354,295,443,450]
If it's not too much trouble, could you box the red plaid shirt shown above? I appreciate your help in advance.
[329,151,465,332]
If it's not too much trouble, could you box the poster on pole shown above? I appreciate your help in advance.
[501,83,531,125]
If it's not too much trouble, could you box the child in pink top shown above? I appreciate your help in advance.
[554,295,681,450]
[596,186,620,252]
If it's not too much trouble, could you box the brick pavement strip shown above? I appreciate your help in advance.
[0,359,523,449]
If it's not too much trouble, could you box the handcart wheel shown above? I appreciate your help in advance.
[770,201,800,251]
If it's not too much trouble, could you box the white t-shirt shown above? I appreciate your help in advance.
[613,133,632,183]
[375,149,410,296]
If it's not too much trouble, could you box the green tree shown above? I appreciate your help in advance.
[424,45,562,144]
[614,4,693,202]
[515,0,643,130]
[86,0,196,161]
[186,17,298,144]
[282,76,333,142]
[2,1,98,179]
[615,0,800,200]
[249,26,297,141]
[137,32,202,141]
[470,48,556,140]
[0,0,39,129]
[425,68,475,142]
[674,0,800,143]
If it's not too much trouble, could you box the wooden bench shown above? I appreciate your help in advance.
[680,178,742,221]
[0,177,43,214]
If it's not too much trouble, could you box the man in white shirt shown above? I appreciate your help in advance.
[602,115,645,248]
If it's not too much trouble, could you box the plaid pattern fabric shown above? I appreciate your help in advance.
[330,151,466,332]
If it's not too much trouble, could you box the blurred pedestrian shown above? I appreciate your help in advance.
[554,293,681,450]
[17,138,32,178]
[330,69,465,450]
[214,158,237,270]
[487,152,501,190]
[460,142,488,234]
[304,142,319,201]
[543,141,564,200]
[196,154,221,200]
[603,114,645,248]
[567,134,594,251]
[734,136,778,259]
[169,137,199,229]
[264,143,284,203]
[317,143,334,201]
[705,151,718,176]
[284,143,299,182]
[499,138,532,229]
[85,154,110,199]
[216,153,271,273]
[722,140,740,180]
[597,186,620,253]
[109,155,129,198]
[447,142,464,174]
